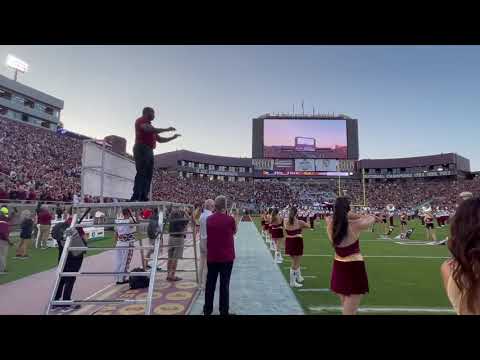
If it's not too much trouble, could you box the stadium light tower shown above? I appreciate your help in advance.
[6,54,29,82]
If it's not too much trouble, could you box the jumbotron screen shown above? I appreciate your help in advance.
[263,119,348,159]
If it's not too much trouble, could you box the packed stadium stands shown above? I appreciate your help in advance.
[1,116,480,210]
[0,117,82,202]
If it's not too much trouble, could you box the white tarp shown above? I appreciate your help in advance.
[82,141,136,200]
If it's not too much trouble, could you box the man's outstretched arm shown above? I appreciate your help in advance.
[141,123,176,134]
[156,134,181,143]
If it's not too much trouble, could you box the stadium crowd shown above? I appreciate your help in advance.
[0,117,82,203]
[1,116,480,211]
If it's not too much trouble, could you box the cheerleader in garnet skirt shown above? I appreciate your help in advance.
[284,207,310,288]
[270,208,285,263]
[261,210,267,238]
[325,197,378,315]
[265,208,273,246]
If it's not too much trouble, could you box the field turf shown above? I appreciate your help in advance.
[0,232,116,285]
[254,217,453,315]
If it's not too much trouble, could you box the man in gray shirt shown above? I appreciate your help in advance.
[199,199,214,290]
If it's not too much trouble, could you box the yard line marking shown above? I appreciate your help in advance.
[302,255,449,259]
[302,276,317,278]
[309,306,455,314]
[298,288,329,292]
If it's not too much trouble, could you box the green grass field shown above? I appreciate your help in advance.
[254,217,453,315]
[0,232,116,285]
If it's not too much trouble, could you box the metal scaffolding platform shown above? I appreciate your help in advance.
[45,201,199,315]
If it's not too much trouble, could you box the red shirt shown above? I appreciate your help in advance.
[0,190,7,200]
[28,191,37,200]
[37,211,52,225]
[135,116,156,149]
[206,212,236,263]
[141,209,153,219]
[17,190,26,200]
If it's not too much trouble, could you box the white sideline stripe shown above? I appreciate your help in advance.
[309,305,455,313]
[302,255,449,259]
[85,283,115,300]
[302,276,317,278]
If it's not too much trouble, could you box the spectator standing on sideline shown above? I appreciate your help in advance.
[199,199,214,290]
[36,205,52,249]
[167,208,189,282]
[15,210,34,259]
[0,206,13,274]
[204,196,237,316]
[114,209,136,284]
[53,210,87,313]
[130,107,181,202]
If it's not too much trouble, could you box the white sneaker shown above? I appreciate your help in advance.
[275,252,283,264]
[289,269,303,288]
[295,269,304,283]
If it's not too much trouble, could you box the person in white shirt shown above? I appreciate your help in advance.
[199,199,214,290]
[114,209,136,284]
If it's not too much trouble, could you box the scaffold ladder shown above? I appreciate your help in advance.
[44,201,198,315]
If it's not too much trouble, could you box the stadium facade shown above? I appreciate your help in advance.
[358,153,471,181]
[0,74,64,131]
[154,150,253,182]
[154,150,473,183]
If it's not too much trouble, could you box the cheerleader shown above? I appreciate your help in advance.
[424,211,437,242]
[265,208,273,246]
[284,207,310,288]
[325,197,377,315]
[260,210,267,238]
[114,209,136,285]
[399,210,408,238]
[270,208,285,264]
[443,207,451,226]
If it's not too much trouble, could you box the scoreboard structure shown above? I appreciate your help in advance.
[252,114,359,178]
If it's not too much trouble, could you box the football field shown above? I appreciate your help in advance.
[254,217,454,315]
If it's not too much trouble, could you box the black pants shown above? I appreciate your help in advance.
[55,245,84,302]
[389,217,394,226]
[131,143,154,202]
[309,217,315,229]
[203,261,233,315]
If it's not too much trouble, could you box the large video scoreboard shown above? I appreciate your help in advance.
[252,115,359,177]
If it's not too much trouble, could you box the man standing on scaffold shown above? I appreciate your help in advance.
[131,107,181,202]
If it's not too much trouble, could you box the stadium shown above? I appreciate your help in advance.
[1,54,479,316]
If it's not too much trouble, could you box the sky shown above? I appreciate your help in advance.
[264,119,347,148]
[1,45,480,169]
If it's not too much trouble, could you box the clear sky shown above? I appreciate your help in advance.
[1,45,479,169]
[264,119,347,148]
